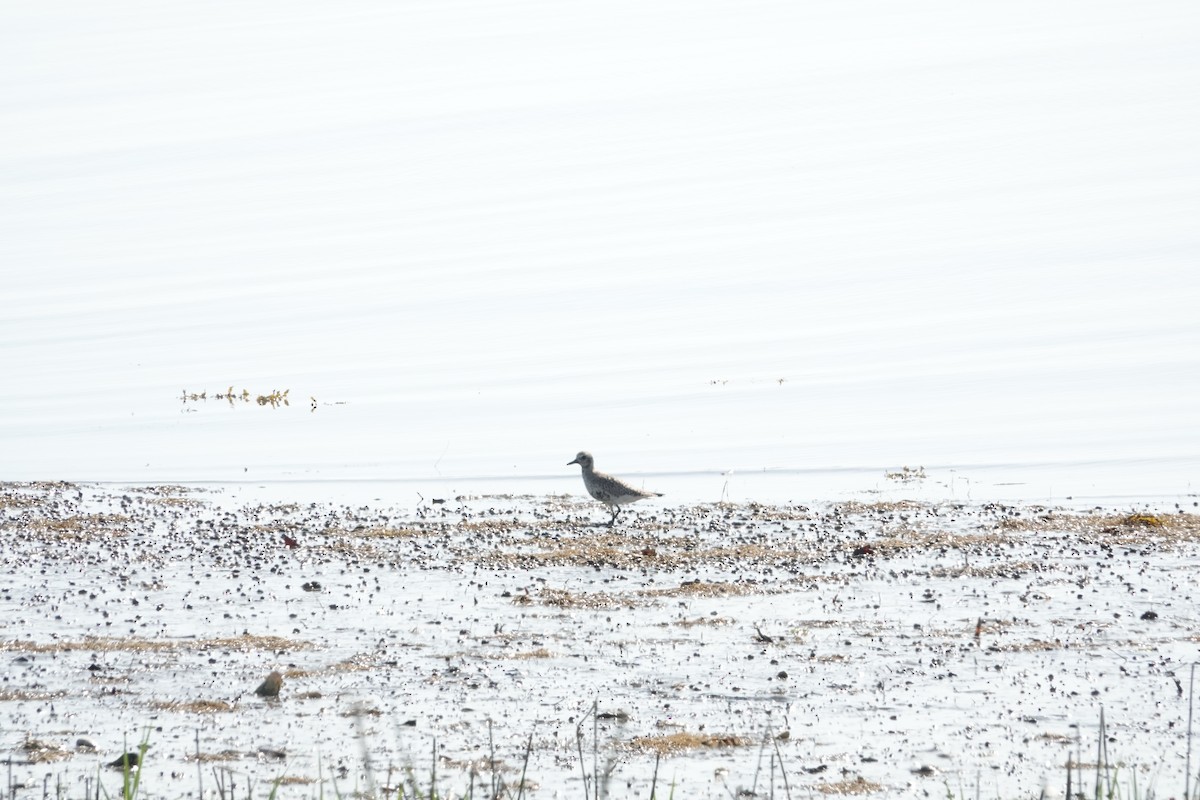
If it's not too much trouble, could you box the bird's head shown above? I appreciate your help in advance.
[567,451,594,469]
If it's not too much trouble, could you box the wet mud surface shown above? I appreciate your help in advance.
[2,482,1199,798]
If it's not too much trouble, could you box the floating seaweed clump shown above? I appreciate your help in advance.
[181,387,293,408]
[1121,513,1164,527]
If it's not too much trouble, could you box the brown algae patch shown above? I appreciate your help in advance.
[1120,513,1165,527]
[625,731,752,755]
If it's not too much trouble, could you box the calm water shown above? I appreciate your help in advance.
[3,1,1198,500]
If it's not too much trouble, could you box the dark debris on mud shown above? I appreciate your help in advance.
[2,480,1199,799]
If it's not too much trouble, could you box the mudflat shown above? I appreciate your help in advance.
[2,481,1197,799]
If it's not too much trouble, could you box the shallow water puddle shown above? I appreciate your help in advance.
[2,482,1198,798]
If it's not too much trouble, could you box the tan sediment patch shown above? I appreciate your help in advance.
[439,755,520,774]
[930,560,1040,579]
[330,653,384,673]
[834,500,927,515]
[283,652,395,681]
[1093,512,1200,544]
[816,776,885,795]
[482,531,827,571]
[0,493,39,510]
[0,634,314,654]
[244,521,305,536]
[127,485,209,508]
[341,706,382,717]
[698,502,814,523]
[486,539,637,569]
[143,496,206,508]
[810,653,851,663]
[0,688,68,701]
[687,542,822,564]
[884,466,927,483]
[994,511,1060,532]
[21,513,131,539]
[997,511,1200,544]
[192,634,316,653]
[188,750,244,763]
[625,731,751,755]
[152,699,237,714]
[23,737,72,763]
[639,580,769,599]
[129,484,208,495]
[318,539,393,560]
[495,647,553,660]
[672,616,734,628]
[989,638,1065,653]
[1119,513,1165,528]
[2,481,77,493]
[534,588,637,610]
[459,517,561,534]
[275,776,317,786]
[336,526,435,539]
[868,529,1018,554]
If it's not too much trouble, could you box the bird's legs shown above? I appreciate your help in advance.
[608,506,620,527]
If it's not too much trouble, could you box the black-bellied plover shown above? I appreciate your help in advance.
[567,451,662,526]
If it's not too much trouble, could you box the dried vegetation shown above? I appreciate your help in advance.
[625,731,752,755]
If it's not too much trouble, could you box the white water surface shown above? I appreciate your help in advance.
[2,1,1199,501]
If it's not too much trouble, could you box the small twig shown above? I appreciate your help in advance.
[592,700,599,800]
[1188,663,1197,800]
[195,730,204,800]
[771,732,792,800]
[515,730,534,800]
[574,703,596,800]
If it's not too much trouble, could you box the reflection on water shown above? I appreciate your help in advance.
[2,1,1197,495]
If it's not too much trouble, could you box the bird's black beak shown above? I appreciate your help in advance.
[567,458,579,466]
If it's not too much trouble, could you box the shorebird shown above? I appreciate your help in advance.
[254,670,283,698]
[567,451,662,526]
